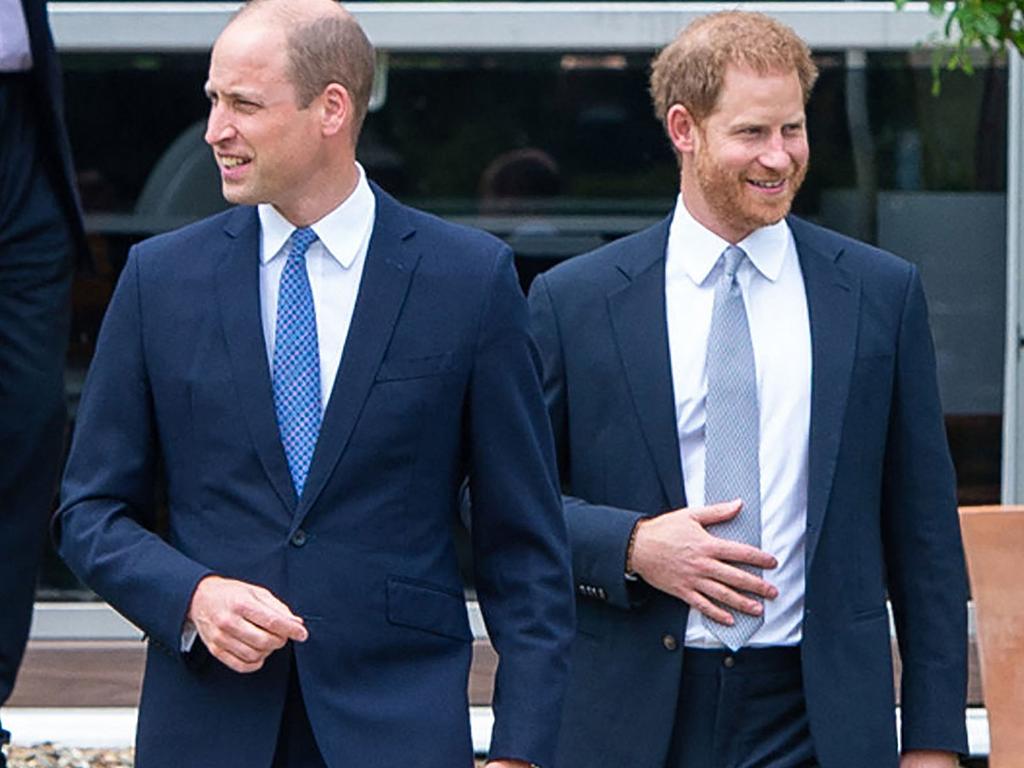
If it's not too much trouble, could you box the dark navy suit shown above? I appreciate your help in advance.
[56,185,574,768]
[528,215,968,768]
[0,0,87,724]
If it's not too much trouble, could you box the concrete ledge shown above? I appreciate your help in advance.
[7,634,981,709]
[8,639,498,708]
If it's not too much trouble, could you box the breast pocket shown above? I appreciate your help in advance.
[375,352,456,382]
[349,351,465,459]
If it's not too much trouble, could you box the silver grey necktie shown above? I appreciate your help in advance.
[702,245,764,650]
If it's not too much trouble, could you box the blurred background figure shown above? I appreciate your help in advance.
[0,0,89,762]
[479,147,562,216]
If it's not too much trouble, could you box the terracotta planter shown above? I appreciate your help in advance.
[959,505,1024,767]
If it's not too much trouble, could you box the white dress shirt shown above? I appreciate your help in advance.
[664,195,812,648]
[181,165,375,652]
[258,164,376,412]
[0,0,33,71]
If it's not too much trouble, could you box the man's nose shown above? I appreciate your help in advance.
[759,137,791,170]
[205,105,234,146]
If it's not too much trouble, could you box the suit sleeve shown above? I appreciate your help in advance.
[467,248,575,767]
[528,273,648,611]
[880,266,969,754]
[54,249,213,655]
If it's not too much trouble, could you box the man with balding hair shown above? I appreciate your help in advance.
[55,1,573,766]
[531,11,968,768]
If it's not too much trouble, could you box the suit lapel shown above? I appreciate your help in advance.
[215,207,297,512]
[791,217,860,570]
[607,218,686,511]
[293,185,420,525]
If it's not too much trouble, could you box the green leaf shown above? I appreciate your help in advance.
[900,0,1021,93]
[976,14,1002,36]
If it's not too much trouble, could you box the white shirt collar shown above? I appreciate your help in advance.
[667,193,791,286]
[258,163,374,269]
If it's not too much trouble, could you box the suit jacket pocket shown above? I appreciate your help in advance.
[376,352,455,382]
[386,576,473,642]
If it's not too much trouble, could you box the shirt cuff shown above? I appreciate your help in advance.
[181,620,198,653]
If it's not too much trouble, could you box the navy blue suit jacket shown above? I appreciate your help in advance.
[528,215,968,768]
[57,185,574,768]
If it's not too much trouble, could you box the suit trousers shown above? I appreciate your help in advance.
[0,73,72,710]
[666,647,817,768]
[272,655,328,768]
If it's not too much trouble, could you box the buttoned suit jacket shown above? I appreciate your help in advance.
[56,184,574,768]
[527,214,969,768]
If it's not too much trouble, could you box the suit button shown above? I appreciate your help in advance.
[723,655,735,668]
[290,529,308,547]
[662,634,678,651]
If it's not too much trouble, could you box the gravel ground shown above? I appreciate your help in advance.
[5,746,490,767]
[6,745,133,767]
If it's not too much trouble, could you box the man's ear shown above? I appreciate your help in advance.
[666,104,699,157]
[320,83,352,138]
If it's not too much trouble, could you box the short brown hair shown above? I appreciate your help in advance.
[287,13,375,134]
[650,11,818,129]
[235,0,375,139]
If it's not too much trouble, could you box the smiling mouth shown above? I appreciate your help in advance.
[219,155,252,169]
[748,178,785,190]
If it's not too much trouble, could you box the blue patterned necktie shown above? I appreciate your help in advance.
[702,245,764,650]
[272,227,322,497]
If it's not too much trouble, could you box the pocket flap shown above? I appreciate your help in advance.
[375,352,455,382]
[386,576,473,642]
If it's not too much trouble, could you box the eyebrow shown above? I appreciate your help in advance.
[204,84,265,104]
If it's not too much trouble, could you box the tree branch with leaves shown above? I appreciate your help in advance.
[897,0,1023,86]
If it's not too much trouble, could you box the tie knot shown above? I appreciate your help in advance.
[721,245,746,279]
[288,227,318,261]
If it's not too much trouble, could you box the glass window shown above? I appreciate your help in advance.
[40,48,1008,597]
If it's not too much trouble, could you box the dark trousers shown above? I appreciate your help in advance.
[272,658,328,768]
[666,647,818,768]
[0,74,72,716]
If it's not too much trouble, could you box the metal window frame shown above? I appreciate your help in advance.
[50,1,949,52]
[1005,49,1023,504]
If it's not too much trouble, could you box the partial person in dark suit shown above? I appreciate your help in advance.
[55,1,573,766]
[530,12,968,768]
[1,0,88,760]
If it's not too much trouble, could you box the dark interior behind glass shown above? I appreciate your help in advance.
[40,49,1008,597]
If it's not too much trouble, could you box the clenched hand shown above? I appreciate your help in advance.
[188,575,308,673]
